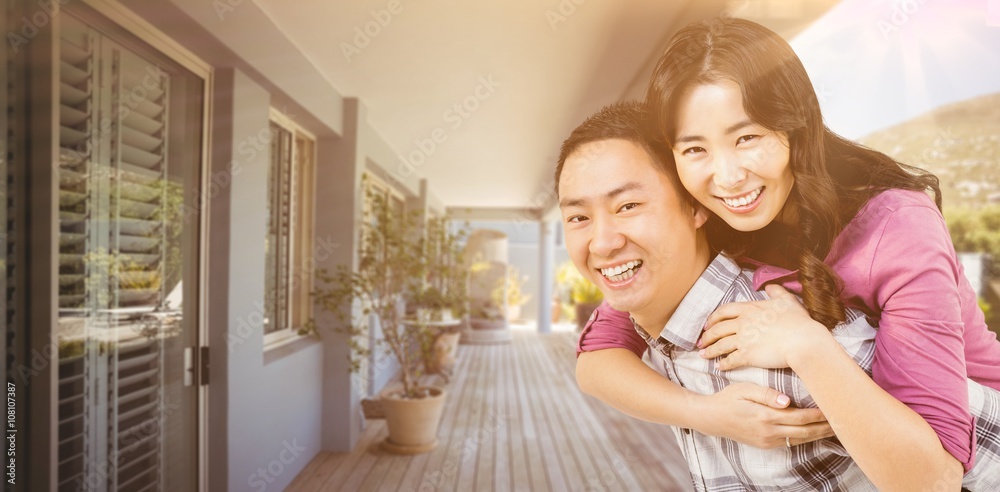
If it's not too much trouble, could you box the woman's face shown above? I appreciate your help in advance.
[671,79,795,232]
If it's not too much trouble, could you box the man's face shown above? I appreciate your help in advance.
[558,139,708,319]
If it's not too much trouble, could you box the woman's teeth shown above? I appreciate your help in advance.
[600,260,642,282]
[722,187,762,208]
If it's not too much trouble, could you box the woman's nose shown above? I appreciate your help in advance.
[713,152,749,191]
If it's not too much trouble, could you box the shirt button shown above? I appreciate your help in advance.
[683,428,691,435]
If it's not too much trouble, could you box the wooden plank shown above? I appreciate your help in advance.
[373,373,449,490]
[317,421,386,490]
[543,332,651,491]
[449,342,489,492]
[406,342,485,491]
[473,340,501,491]
[554,332,692,490]
[375,453,413,491]
[613,404,687,487]
[515,332,576,490]
[396,343,477,491]
[536,333,623,490]
[285,329,694,491]
[357,449,406,490]
[337,423,388,491]
[493,337,516,491]
[284,452,344,492]
[509,332,550,492]
[521,333,594,490]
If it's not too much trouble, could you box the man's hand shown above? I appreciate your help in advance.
[697,382,834,449]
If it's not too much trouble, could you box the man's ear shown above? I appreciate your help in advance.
[693,204,710,229]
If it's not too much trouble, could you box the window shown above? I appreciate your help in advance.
[354,172,406,394]
[361,172,406,229]
[263,109,316,337]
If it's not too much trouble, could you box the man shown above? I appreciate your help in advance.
[555,101,1000,490]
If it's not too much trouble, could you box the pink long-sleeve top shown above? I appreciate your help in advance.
[577,189,1000,471]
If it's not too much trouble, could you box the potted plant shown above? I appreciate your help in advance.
[410,287,452,322]
[556,261,604,330]
[492,265,530,321]
[411,217,468,376]
[310,191,446,454]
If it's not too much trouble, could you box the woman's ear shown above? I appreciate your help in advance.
[693,204,710,229]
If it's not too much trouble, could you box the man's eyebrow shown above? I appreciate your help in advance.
[559,181,644,209]
[674,119,756,145]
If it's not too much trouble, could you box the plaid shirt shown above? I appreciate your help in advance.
[631,254,1000,491]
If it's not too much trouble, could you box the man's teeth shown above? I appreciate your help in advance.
[722,187,762,208]
[600,260,642,282]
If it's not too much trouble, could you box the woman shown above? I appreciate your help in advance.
[577,17,1000,490]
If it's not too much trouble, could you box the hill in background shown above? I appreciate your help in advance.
[859,92,1000,209]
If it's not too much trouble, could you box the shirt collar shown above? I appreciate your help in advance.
[635,254,743,352]
[744,259,801,293]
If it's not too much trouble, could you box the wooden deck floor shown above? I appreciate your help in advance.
[286,329,693,491]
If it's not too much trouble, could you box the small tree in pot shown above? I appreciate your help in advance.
[410,217,468,322]
[411,216,469,376]
[310,191,446,453]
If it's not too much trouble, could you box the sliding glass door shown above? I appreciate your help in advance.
[48,6,205,492]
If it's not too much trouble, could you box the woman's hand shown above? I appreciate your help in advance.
[698,381,835,449]
[576,348,834,448]
[698,284,830,371]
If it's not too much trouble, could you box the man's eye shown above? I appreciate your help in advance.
[618,203,639,213]
[681,146,705,156]
[736,134,759,145]
[566,215,588,223]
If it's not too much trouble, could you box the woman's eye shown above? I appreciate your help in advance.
[681,146,705,156]
[736,134,759,145]
[618,203,639,213]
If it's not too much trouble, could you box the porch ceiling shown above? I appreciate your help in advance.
[249,0,842,211]
[248,0,722,209]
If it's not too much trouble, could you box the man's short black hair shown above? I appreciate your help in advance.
[554,100,694,208]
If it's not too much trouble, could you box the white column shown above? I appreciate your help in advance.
[538,220,555,333]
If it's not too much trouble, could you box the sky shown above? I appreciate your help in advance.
[790,0,1000,139]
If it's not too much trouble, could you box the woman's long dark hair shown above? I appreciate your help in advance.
[646,17,941,329]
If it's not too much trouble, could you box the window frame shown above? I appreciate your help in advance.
[361,171,407,227]
[262,108,317,348]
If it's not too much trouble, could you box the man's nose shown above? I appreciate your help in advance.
[589,217,626,257]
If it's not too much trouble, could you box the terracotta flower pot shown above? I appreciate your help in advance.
[434,332,462,372]
[575,302,601,331]
[380,386,447,454]
[505,304,522,321]
[423,331,462,374]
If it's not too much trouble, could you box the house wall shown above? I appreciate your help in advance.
[114,2,450,490]
[209,68,325,492]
